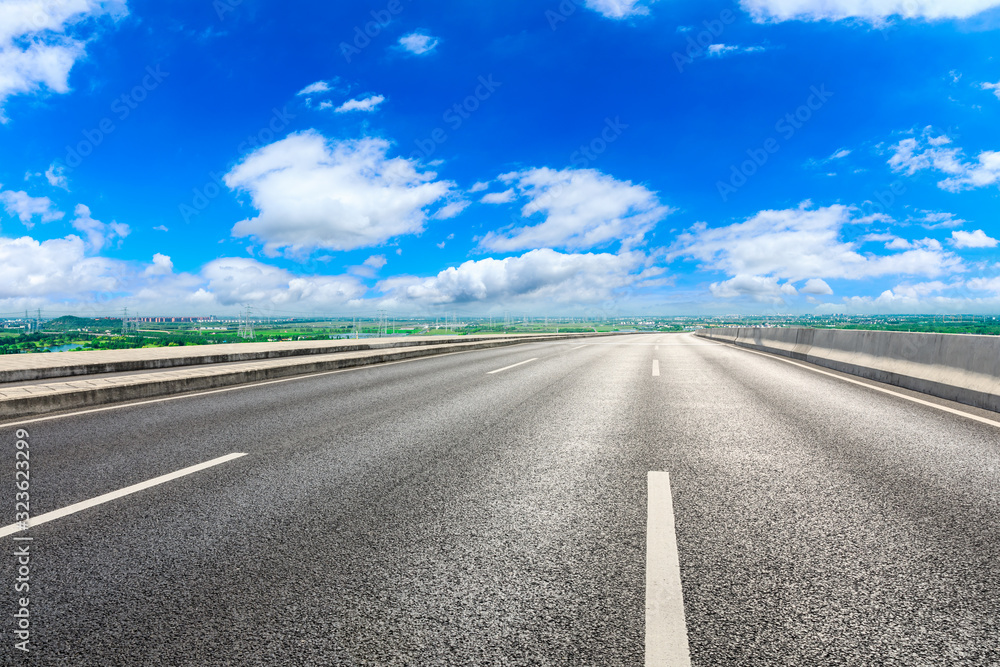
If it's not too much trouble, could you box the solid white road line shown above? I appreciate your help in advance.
[719,342,1000,431]
[0,452,247,538]
[571,345,588,350]
[652,360,660,377]
[487,358,538,374]
[646,471,691,667]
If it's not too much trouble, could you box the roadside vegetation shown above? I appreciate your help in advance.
[0,315,687,354]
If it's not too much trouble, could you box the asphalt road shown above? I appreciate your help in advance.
[2,333,999,665]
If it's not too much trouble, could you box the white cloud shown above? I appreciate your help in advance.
[942,151,1000,190]
[398,32,439,55]
[70,203,129,252]
[194,257,366,308]
[707,44,738,56]
[802,278,834,295]
[225,130,453,256]
[982,81,1000,99]
[830,148,851,159]
[584,0,656,18]
[45,162,68,189]
[334,95,385,113]
[968,276,1000,292]
[0,232,369,313]
[819,278,1000,314]
[433,200,469,219]
[706,43,767,57]
[884,237,912,250]
[710,274,798,302]
[143,252,173,276]
[480,188,516,204]
[296,80,331,96]
[0,0,127,121]
[468,181,490,193]
[951,229,999,249]
[377,248,651,310]
[912,210,965,229]
[478,167,671,252]
[669,203,963,294]
[883,237,942,251]
[0,233,123,301]
[153,224,168,232]
[888,134,962,175]
[347,253,389,279]
[887,281,953,298]
[0,187,63,224]
[889,132,1000,191]
[860,232,895,243]
[740,0,1000,21]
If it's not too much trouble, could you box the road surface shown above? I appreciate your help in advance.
[3,333,999,665]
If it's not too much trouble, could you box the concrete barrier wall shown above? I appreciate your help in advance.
[696,327,1000,413]
[0,333,623,420]
[0,333,617,383]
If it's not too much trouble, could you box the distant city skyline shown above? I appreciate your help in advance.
[2,0,999,317]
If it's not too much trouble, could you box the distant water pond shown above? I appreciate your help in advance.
[45,343,85,352]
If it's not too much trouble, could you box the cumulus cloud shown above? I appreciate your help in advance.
[0,229,370,314]
[968,276,1000,292]
[478,167,671,252]
[884,237,912,250]
[951,229,999,249]
[888,281,955,298]
[377,248,653,311]
[0,187,63,224]
[143,252,173,276]
[334,95,385,113]
[740,0,1000,22]
[0,233,123,302]
[819,278,1000,314]
[0,0,127,121]
[70,203,129,252]
[195,257,366,307]
[398,32,439,55]
[225,130,453,256]
[982,81,1000,99]
[710,274,798,302]
[888,131,1000,192]
[584,0,656,18]
[669,203,963,304]
[801,277,833,295]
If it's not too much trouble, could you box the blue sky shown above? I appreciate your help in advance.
[1,0,999,318]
